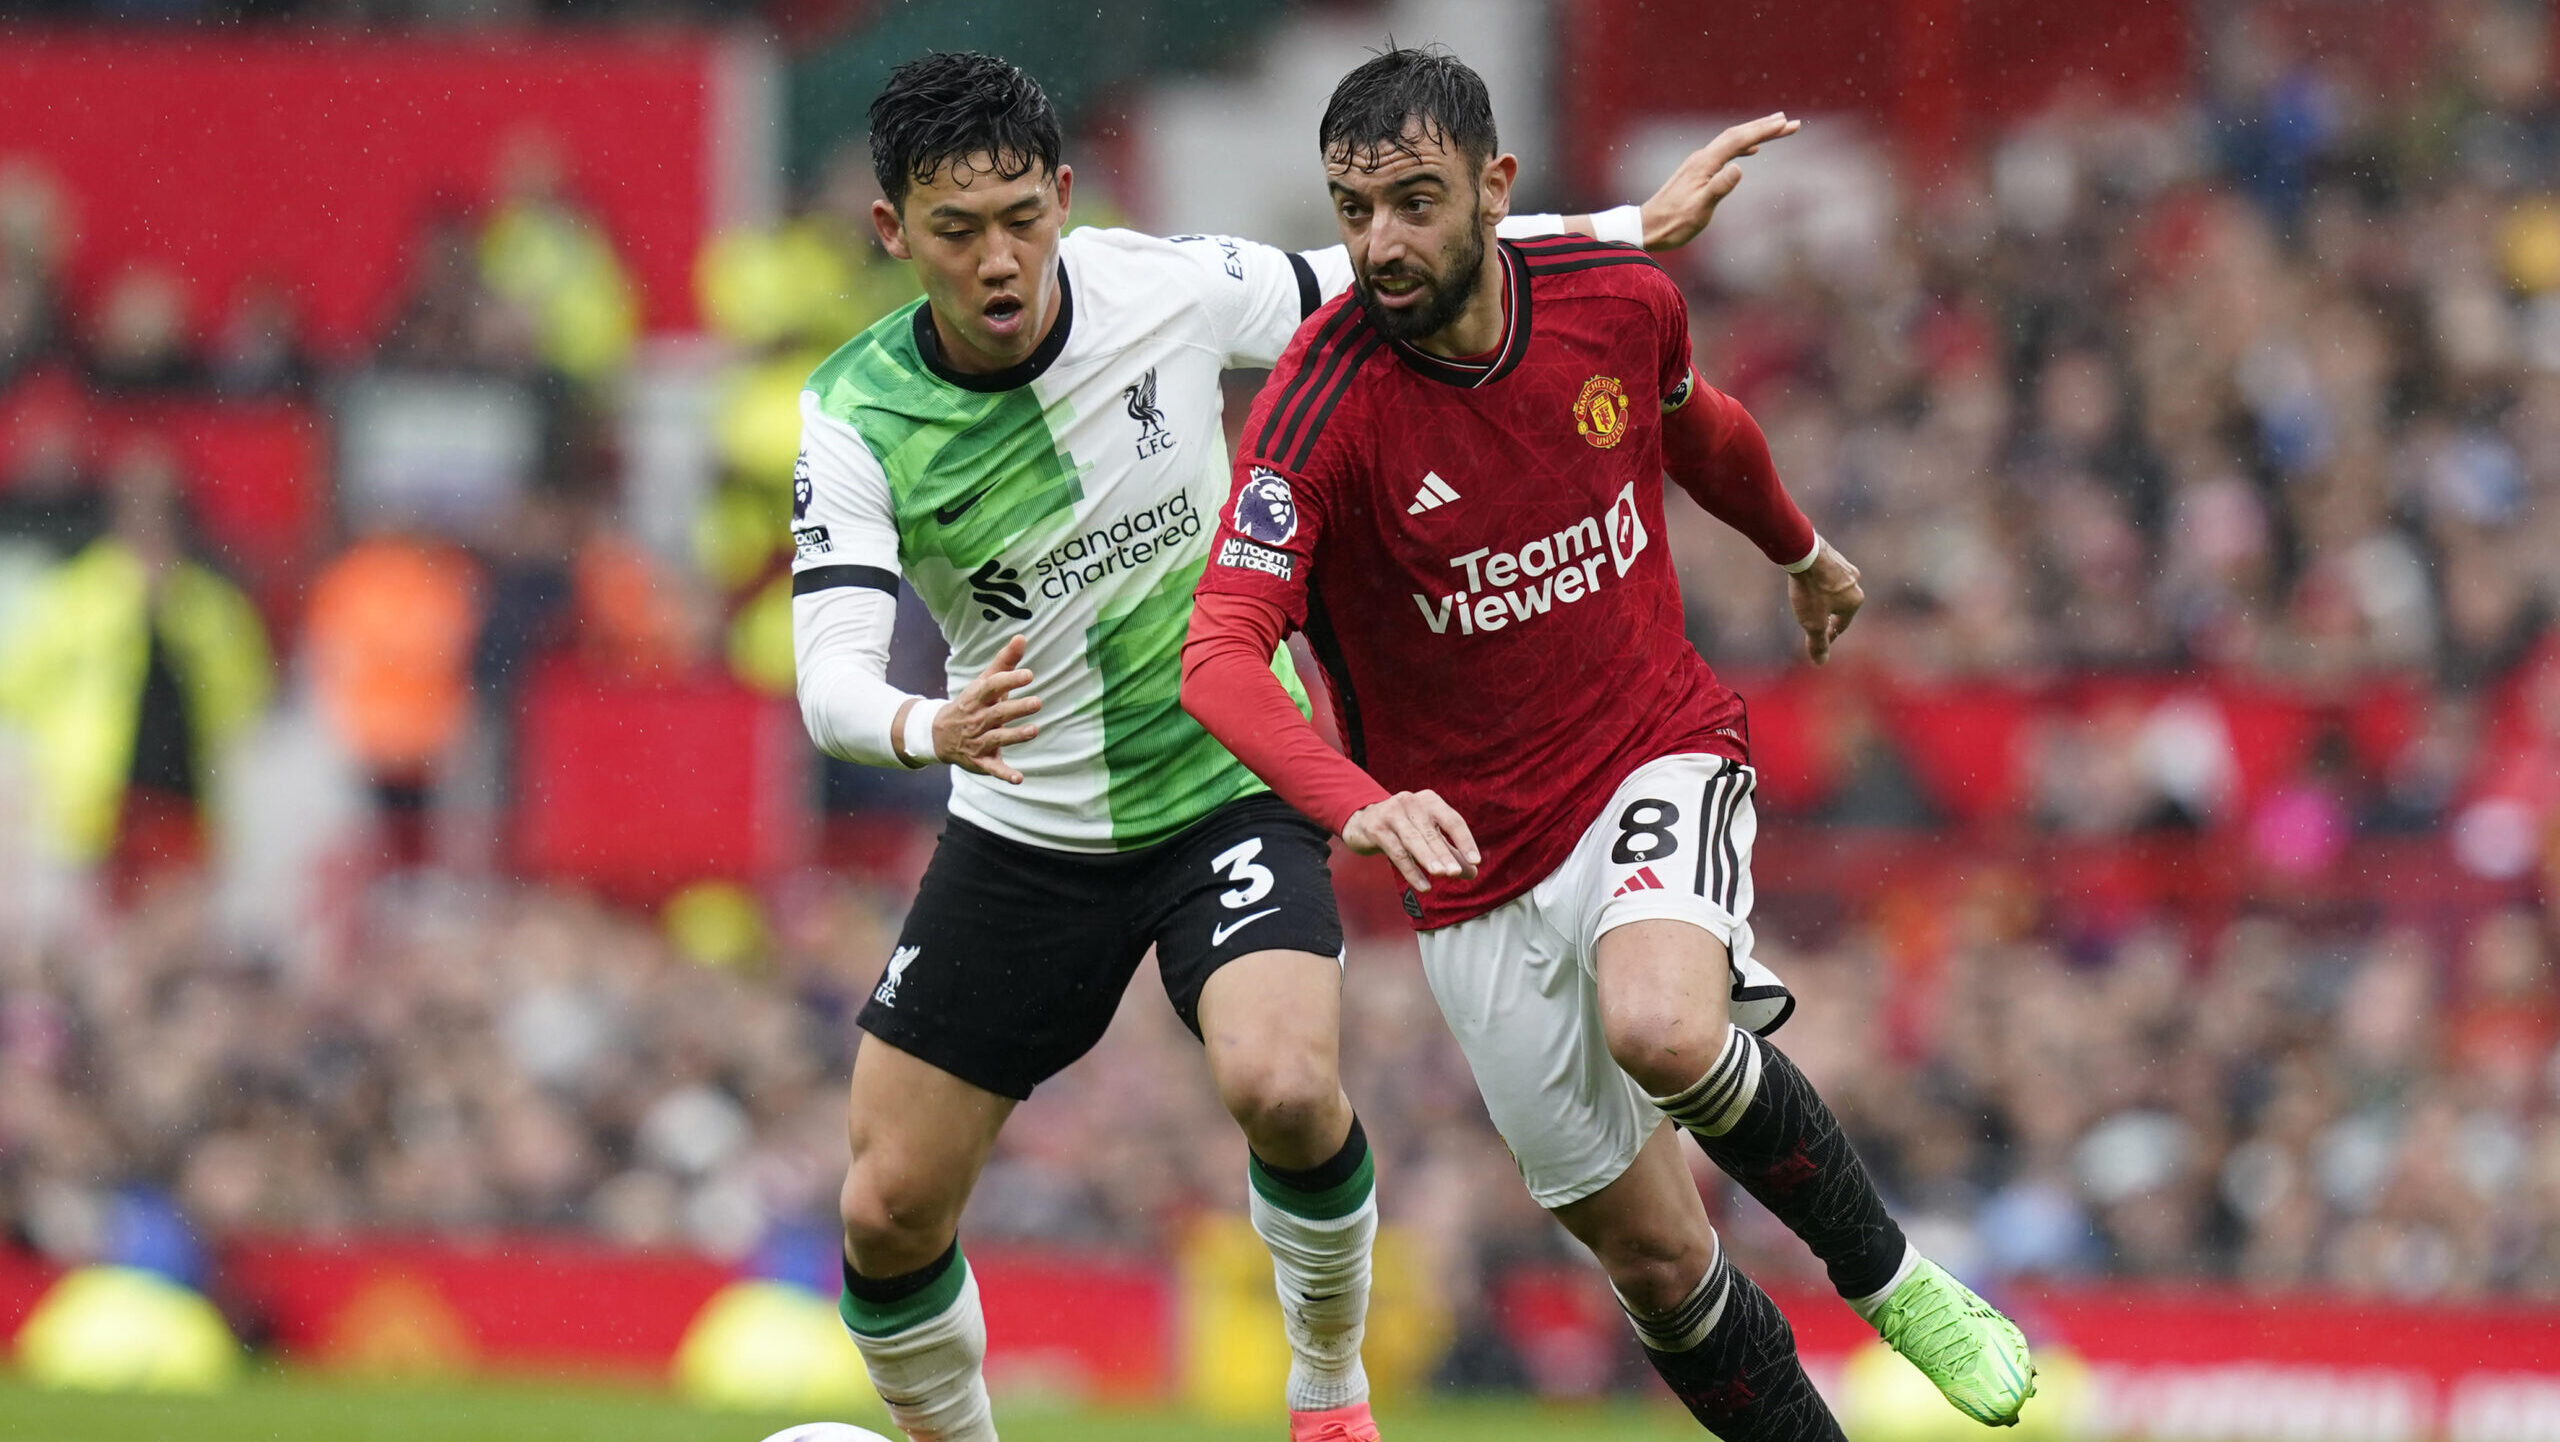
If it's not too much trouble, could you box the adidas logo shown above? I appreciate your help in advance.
[1407,470,1461,515]
[1611,866,1665,898]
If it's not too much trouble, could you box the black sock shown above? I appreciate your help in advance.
[1657,1026,1908,1301]
[842,1240,958,1305]
[1624,1249,1845,1441]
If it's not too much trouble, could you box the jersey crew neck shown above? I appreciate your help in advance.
[1388,242,1534,389]
[911,263,1077,393]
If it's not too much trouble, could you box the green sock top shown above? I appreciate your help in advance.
[839,1246,969,1338]
[1248,1147,1376,1221]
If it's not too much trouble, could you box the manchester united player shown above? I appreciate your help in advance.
[1181,48,2036,1439]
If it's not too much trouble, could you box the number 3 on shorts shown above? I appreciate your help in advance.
[1212,837,1275,908]
[1610,798,1681,864]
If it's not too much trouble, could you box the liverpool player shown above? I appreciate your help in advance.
[794,51,1789,1442]
[1182,48,2035,1439]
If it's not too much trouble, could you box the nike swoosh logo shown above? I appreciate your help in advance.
[1210,908,1280,947]
[934,484,997,526]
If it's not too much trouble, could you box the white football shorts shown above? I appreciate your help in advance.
[1416,751,1794,1209]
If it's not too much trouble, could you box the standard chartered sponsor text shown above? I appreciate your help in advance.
[1033,493,1203,599]
[1411,483,1648,637]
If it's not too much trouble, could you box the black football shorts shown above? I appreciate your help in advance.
[856,793,1345,1099]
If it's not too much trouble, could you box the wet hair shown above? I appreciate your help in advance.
[868,51,1063,210]
[1318,44,1498,172]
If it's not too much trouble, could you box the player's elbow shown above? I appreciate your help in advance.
[795,686,853,766]
[794,671,879,769]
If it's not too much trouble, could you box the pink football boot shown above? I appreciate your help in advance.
[1288,1401,1382,1441]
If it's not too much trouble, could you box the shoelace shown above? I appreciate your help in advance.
[1886,1291,2000,1377]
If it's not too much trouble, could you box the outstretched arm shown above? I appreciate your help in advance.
[1660,374,1864,664]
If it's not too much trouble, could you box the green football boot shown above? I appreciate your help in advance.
[1866,1257,2037,1426]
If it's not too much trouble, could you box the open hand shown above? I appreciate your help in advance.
[935,634,1043,783]
[1344,790,1480,894]
[1640,112,1802,251]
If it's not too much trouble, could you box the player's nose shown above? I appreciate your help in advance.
[978,232,1021,284]
[1365,222,1411,273]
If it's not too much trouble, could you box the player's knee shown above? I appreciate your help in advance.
[839,1159,960,1273]
[1590,1219,1719,1316]
[1214,1044,1341,1152]
[1602,1000,1727,1097]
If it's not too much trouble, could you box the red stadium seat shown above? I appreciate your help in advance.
[1876,680,2036,826]
[106,398,327,579]
[513,664,813,900]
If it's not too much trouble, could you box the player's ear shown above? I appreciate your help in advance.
[871,197,912,262]
[1052,162,1074,223]
[1479,152,1519,226]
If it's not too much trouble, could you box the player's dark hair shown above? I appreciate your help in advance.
[1318,45,1498,172]
[868,51,1063,210]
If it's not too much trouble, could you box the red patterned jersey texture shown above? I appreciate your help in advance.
[1187,236,1795,929]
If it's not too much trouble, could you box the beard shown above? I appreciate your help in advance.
[1353,221,1487,343]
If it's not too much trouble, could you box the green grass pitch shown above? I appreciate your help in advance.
[0,1374,1712,1441]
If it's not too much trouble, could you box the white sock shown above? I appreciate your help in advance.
[1248,1158,1376,1412]
[1844,1243,1923,1324]
[842,1260,997,1442]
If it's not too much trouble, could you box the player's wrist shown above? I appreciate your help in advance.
[1593,204,1646,247]
[1782,534,1824,575]
[898,698,946,768]
[1335,787,1394,839]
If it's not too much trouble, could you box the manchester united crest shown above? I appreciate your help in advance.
[1574,374,1629,449]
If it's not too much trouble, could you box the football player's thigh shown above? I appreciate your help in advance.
[1577,754,1756,1086]
[857,817,1145,1110]
[1415,900,1660,1211]
[1152,794,1348,1048]
[1150,799,1348,1146]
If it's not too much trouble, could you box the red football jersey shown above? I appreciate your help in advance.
[1196,236,1751,928]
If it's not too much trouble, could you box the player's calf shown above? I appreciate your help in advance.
[1649,1020,1910,1301]
[1555,1127,1845,1441]
[1623,1243,1846,1442]
[1200,946,1378,1419]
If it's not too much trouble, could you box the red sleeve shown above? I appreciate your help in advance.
[1181,592,1390,835]
[1661,378,1819,567]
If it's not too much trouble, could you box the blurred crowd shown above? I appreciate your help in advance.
[1663,2,2560,852]
[0,0,2556,1346]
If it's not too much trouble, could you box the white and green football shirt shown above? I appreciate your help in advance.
[792,226,1337,852]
